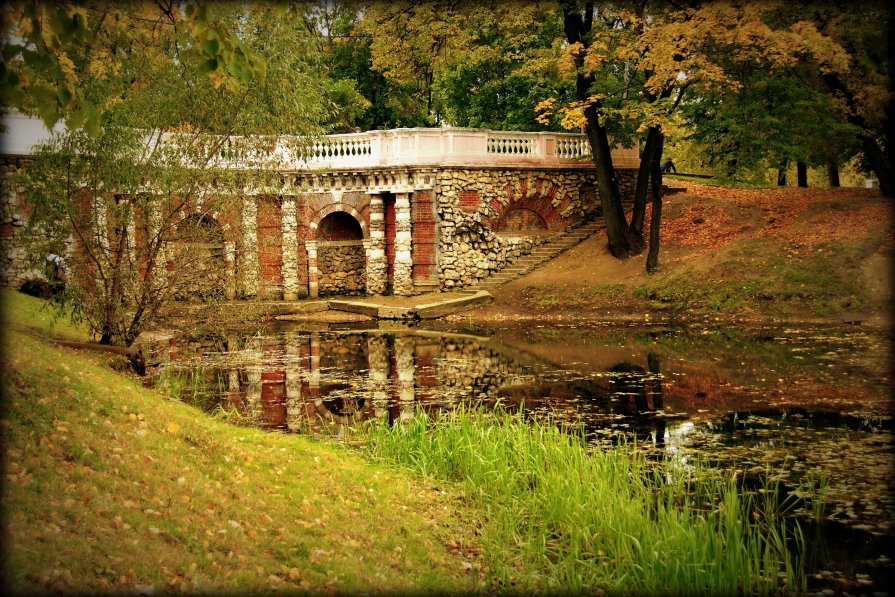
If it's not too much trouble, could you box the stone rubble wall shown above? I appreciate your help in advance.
[434,167,638,290]
[317,241,366,295]
[435,168,597,290]
[0,157,43,289]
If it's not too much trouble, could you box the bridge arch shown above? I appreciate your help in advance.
[169,213,227,299]
[307,204,368,241]
[307,206,368,296]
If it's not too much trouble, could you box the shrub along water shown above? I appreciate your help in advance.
[363,405,806,595]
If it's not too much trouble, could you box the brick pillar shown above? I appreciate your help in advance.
[281,197,299,300]
[240,197,259,298]
[305,240,318,298]
[366,195,387,294]
[393,192,413,296]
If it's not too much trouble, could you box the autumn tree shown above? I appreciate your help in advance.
[805,1,894,196]
[6,2,337,346]
[546,1,853,270]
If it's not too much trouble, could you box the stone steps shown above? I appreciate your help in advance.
[466,219,606,292]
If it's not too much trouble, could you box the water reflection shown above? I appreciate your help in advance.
[143,322,894,531]
[141,321,894,593]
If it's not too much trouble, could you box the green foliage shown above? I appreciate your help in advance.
[434,7,574,131]
[2,2,270,134]
[11,3,338,346]
[681,61,861,180]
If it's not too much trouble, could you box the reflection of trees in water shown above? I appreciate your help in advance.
[605,353,665,448]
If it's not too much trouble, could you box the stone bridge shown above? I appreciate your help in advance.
[1,113,639,297]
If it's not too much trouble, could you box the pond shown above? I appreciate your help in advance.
[140,320,894,594]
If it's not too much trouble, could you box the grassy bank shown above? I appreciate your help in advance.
[1,291,481,594]
[364,407,810,595]
[3,290,816,595]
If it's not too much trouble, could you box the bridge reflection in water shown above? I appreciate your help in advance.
[145,326,673,444]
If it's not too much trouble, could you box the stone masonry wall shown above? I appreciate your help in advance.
[435,167,637,290]
[317,241,366,295]
[0,157,42,289]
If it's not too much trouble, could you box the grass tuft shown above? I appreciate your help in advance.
[363,404,809,595]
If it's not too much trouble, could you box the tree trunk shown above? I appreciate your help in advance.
[563,1,629,258]
[797,161,808,187]
[860,133,894,196]
[628,127,662,255]
[646,135,663,272]
[582,103,629,258]
[777,167,787,186]
[52,340,145,375]
[630,126,662,254]
[827,159,841,187]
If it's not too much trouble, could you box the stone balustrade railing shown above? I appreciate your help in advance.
[1,112,640,170]
[291,128,639,170]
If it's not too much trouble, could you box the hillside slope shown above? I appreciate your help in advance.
[460,182,893,326]
[1,291,482,594]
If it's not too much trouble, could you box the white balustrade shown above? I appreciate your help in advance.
[554,136,590,159]
[292,128,616,170]
[2,111,642,170]
[486,132,537,155]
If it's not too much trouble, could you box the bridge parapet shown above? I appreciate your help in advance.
[1,112,639,171]
[292,128,639,171]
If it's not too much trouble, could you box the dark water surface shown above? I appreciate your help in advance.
[141,320,894,593]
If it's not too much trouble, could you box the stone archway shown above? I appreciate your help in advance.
[315,211,366,295]
[169,214,226,300]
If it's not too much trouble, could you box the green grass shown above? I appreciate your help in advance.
[363,406,808,595]
[634,241,868,317]
[2,288,86,341]
[1,291,481,594]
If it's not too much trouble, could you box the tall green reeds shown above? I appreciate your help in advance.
[363,405,806,595]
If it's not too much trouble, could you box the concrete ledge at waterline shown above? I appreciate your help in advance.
[269,300,330,315]
[327,300,381,317]
[378,305,413,320]
[415,291,493,319]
